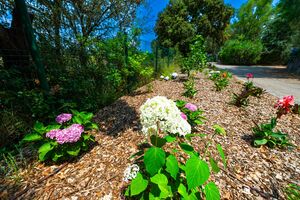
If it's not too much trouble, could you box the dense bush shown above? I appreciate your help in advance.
[218,39,263,65]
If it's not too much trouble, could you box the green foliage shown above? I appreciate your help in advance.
[183,77,198,98]
[125,133,226,200]
[22,111,98,162]
[219,39,263,65]
[155,0,233,55]
[252,118,293,148]
[176,100,206,128]
[285,183,300,200]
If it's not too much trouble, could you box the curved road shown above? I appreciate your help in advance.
[214,63,300,103]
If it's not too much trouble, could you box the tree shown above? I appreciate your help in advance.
[155,0,233,56]
[231,0,273,40]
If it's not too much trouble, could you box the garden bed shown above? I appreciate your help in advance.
[1,73,300,199]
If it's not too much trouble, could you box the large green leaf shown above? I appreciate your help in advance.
[66,144,81,156]
[179,143,195,156]
[130,172,148,196]
[178,184,189,199]
[254,139,268,146]
[166,155,179,180]
[165,135,176,143]
[144,147,166,176]
[22,133,43,142]
[38,142,54,161]
[204,182,220,200]
[216,144,226,168]
[186,156,210,191]
[34,121,46,134]
[150,135,167,147]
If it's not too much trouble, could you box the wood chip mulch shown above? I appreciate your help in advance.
[1,73,300,200]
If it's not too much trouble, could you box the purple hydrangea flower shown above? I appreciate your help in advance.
[46,129,62,140]
[185,103,197,112]
[56,113,72,124]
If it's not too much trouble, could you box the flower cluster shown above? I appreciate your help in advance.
[123,164,140,182]
[275,95,294,113]
[171,72,178,79]
[56,113,72,124]
[140,96,191,136]
[46,124,84,144]
[185,103,197,112]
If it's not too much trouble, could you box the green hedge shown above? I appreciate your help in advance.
[218,40,263,65]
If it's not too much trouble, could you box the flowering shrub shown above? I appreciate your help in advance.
[22,110,98,162]
[140,96,191,137]
[275,95,295,118]
[176,100,205,128]
[124,96,226,199]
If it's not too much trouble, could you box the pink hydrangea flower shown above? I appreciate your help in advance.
[46,124,84,144]
[246,73,254,79]
[180,112,187,120]
[185,103,197,112]
[274,95,294,112]
[46,129,62,140]
[56,113,72,124]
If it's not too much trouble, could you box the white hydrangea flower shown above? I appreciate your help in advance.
[171,72,178,79]
[123,164,140,182]
[160,75,164,79]
[140,96,191,136]
[164,76,170,81]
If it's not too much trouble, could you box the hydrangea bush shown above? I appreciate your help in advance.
[22,110,98,162]
[124,96,226,199]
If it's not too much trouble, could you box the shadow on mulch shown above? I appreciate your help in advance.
[95,99,141,137]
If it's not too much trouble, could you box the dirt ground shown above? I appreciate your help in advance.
[1,73,300,200]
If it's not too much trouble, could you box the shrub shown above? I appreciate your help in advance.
[124,96,226,199]
[218,39,263,65]
[22,110,98,162]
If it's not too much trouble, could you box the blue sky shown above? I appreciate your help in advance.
[138,0,280,44]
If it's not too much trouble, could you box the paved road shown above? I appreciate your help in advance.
[214,63,300,103]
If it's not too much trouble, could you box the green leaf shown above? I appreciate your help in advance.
[150,174,172,198]
[178,184,189,199]
[46,124,61,132]
[144,147,166,176]
[66,145,81,156]
[254,139,268,146]
[22,133,43,142]
[73,116,83,124]
[150,135,167,147]
[166,155,179,180]
[216,144,226,168]
[165,135,176,143]
[38,142,54,161]
[34,121,46,133]
[213,125,226,136]
[186,156,210,190]
[130,172,148,196]
[204,182,220,200]
[179,143,195,156]
[209,157,220,173]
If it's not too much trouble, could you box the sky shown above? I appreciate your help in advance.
[138,0,280,46]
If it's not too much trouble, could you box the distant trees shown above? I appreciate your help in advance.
[155,0,233,56]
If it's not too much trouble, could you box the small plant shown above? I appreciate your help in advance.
[252,118,292,148]
[124,96,226,199]
[232,73,264,107]
[183,76,197,98]
[176,100,205,128]
[146,82,154,93]
[22,110,98,162]
[209,70,232,91]
[285,183,300,200]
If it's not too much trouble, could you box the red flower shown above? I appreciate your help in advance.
[246,73,254,79]
[275,95,294,112]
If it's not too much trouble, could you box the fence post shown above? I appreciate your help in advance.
[15,0,49,92]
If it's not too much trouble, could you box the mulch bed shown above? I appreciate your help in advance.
[1,73,300,200]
